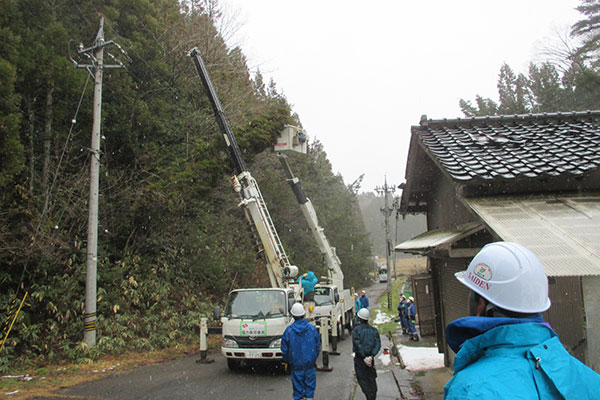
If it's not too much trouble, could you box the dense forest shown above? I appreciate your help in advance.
[0,0,372,369]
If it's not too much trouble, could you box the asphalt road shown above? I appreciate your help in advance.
[35,283,388,400]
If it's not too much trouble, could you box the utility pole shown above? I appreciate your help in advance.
[73,17,123,347]
[375,177,395,311]
[393,196,400,281]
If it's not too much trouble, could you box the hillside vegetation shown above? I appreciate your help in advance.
[0,0,372,370]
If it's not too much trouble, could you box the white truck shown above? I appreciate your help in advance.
[190,49,306,370]
[276,126,356,350]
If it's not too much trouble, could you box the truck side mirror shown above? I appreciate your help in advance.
[288,299,295,313]
[213,305,221,321]
[334,294,340,303]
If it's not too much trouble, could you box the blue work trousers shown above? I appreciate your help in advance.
[407,317,418,338]
[291,367,316,400]
[354,357,377,400]
[400,314,408,332]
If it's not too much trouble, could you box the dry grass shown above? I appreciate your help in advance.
[0,336,223,399]
[391,256,427,277]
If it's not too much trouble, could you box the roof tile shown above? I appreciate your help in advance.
[417,111,600,182]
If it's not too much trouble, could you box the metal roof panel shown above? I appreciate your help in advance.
[394,222,483,255]
[466,195,600,277]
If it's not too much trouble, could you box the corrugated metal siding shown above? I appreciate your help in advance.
[543,276,586,363]
[467,196,600,277]
[412,274,436,336]
[439,258,470,366]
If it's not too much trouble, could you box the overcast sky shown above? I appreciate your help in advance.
[220,0,581,193]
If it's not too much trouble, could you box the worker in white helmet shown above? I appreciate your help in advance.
[359,290,369,309]
[406,296,419,341]
[281,303,321,400]
[352,308,381,400]
[444,242,600,399]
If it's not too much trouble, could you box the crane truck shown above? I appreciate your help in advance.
[190,48,307,370]
[275,126,356,350]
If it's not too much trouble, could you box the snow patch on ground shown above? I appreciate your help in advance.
[397,344,445,371]
[378,352,391,366]
[372,310,392,325]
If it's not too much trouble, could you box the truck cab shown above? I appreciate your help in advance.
[221,288,298,370]
[311,284,353,342]
[378,265,388,282]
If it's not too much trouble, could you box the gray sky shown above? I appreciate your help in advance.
[221,0,581,192]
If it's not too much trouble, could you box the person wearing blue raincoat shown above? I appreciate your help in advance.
[354,292,361,325]
[281,303,321,400]
[444,242,600,399]
[297,271,318,301]
[445,316,600,399]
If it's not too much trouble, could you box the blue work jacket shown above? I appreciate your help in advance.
[397,300,405,312]
[407,303,416,319]
[352,322,381,360]
[281,318,321,371]
[359,295,369,309]
[298,271,318,294]
[444,316,600,399]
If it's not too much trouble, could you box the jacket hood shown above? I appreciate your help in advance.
[448,318,557,373]
[290,318,313,335]
[446,314,551,354]
[305,271,317,280]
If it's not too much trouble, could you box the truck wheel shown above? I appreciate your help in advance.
[227,358,241,371]
[347,312,354,332]
[338,322,345,340]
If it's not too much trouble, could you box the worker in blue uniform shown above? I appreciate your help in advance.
[352,308,381,400]
[298,271,318,301]
[359,290,369,309]
[354,292,361,326]
[397,295,408,334]
[444,241,600,399]
[406,296,419,341]
[281,303,321,400]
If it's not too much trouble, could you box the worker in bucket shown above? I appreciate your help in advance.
[297,271,318,301]
[406,296,419,341]
[444,242,600,399]
[352,308,381,400]
[281,303,321,400]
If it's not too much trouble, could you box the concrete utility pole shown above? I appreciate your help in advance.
[393,197,400,281]
[375,177,395,311]
[74,17,123,347]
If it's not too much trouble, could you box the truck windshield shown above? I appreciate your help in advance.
[314,287,333,306]
[225,290,286,320]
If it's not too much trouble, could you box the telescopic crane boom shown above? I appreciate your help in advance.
[190,47,296,288]
[276,126,344,287]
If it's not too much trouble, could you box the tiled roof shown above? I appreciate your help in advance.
[416,111,600,182]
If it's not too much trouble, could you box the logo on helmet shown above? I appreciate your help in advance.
[474,263,492,281]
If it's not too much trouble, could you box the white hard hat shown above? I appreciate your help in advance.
[456,242,551,313]
[361,290,366,294]
[291,303,306,317]
[358,308,370,321]
[408,296,414,302]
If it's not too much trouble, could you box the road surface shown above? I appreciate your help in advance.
[36,283,390,400]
